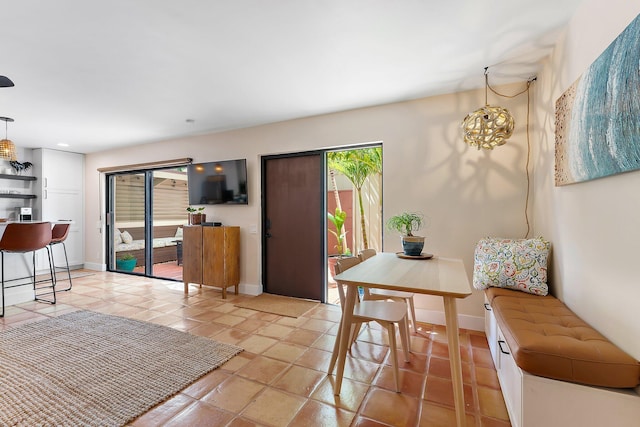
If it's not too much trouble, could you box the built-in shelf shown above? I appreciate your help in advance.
[0,194,36,199]
[0,174,37,181]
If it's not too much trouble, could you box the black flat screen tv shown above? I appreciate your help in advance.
[187,159,248,205]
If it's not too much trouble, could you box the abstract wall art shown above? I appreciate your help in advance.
[555,13,640,186]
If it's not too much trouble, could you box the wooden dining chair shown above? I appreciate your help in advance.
[358,249,419,333]
[330,256,411,392]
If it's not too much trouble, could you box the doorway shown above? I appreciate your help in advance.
[261,144,382,304]
[106,167,188,280]
[262,153,325,301]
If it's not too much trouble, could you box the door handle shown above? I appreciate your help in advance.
[265,232,272,238]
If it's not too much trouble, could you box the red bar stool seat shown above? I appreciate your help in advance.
[0,222,56,317]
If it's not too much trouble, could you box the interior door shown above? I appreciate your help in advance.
[263,153,324,301]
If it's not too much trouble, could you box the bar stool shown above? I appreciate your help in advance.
[0,222,56,317]
[49,223,72,291]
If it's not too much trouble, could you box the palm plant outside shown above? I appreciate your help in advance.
[327,147,382,250]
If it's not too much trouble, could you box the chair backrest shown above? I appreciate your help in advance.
[358,249,376,261]
[51,223,70,243]
[0,222,52,252]
[334,256,361,306]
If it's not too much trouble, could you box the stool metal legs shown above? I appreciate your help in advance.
[50,240,72,291]
[1,249,57,318]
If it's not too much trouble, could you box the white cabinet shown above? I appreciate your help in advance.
[32,149,85,269]
[484,298,640,427]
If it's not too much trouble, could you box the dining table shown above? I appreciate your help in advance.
[331,252,472,427]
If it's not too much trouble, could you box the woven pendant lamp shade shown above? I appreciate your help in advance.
[461,104,515,150]
[0,139,17,161]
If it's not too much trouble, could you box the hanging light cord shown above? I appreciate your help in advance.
[484,67,537,238]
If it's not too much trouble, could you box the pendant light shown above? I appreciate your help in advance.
[0,117,17,161]
[0,76,14,88]
[461,69,515,150]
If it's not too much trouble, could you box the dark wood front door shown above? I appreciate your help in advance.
[262,153,324,301]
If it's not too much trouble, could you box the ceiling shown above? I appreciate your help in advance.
[0,0,584,154]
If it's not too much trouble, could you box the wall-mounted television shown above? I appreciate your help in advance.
[187,159,248,205]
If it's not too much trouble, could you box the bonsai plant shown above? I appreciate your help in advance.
[186,206,206,225]
[386,212,425,256]
[116,253,137,271]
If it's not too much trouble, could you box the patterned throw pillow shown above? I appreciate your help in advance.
[473,237,551,295]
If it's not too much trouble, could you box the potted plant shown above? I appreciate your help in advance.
[186,206,206,225]
[327,207,352,278]
[328,207,350,257]
[116,253,137,271]
[386,212,425,256]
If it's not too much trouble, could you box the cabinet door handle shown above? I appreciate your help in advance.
[483,303,492,311]
[498,340,510,355]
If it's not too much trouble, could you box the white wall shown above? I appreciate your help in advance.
[85,80,532,331]
[533,0,640,359]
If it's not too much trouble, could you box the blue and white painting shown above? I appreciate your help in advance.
[555,13,640,186]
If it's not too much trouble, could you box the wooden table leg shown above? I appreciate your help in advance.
[333,284,357,395]
[444,296,466,427]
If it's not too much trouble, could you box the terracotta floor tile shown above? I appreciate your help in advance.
[300,317,335,333]
[272,365,325,397]
[241,388,306,427]
[480,416,513,427]
[262,341,307,363]
[163,400,234,426]
[311,377,370,413]
[213,313,247,327]
[237,334,279,354]
[373,365,425,397]
[283,328,322,347]
[428,356,473,384]
[477,386,510,420]
[226,417,267,427]
[424,376,475,413]
[475,366,501,390]
[212,327,251,345]
[473,346,495,368]
[236,355,289,385]
[348,341,389,364]
[419,402,477,427]
[181,369,231,400]
[201,376,265,413]
[360,387,420,426]
[235,318,271,332]
[288,400,356,427]
[343,356,382,383]
[310,333,336,352]
[295,347,332,372]
[257,323,295,339]
[220,353,255,373]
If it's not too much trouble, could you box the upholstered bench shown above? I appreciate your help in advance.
[486,287,640,388]
[484,287,640,427]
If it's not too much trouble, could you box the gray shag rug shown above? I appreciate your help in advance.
[0,310,243,427]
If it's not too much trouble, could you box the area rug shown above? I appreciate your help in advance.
[235,293,319,318]
[0,310,243,427]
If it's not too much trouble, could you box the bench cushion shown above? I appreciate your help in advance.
[490,290,640,388]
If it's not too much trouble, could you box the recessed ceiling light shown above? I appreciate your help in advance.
[185,119,195,124]
[57,143,69,147]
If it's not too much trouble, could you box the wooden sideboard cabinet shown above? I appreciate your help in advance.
[183,225,240,298]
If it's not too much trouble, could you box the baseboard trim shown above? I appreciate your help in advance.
[415,308,484,332]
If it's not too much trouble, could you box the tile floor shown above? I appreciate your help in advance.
[1,271,511,427]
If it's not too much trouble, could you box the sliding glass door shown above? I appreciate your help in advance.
[107,167,188,280]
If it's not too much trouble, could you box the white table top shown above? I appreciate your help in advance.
[333,252,472,299]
